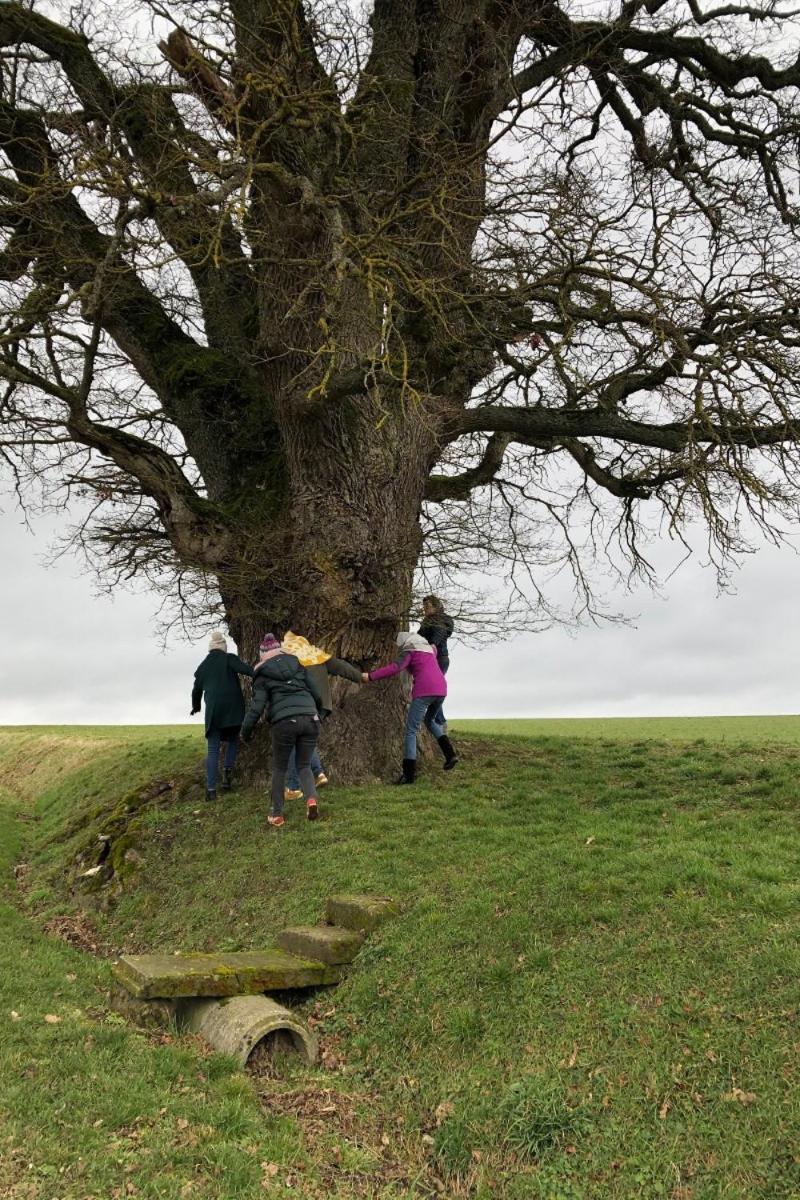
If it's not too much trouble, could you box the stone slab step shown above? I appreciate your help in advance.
[277,924,364,965]
[325,894,398,933]
[113,949,341,1000]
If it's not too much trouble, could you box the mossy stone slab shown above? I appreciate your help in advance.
[109,987,176,1030]
[113,949,340,999]
[325,894,398,933]
[277,924,364,965]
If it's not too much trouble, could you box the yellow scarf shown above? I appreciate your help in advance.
[281,631,331,667]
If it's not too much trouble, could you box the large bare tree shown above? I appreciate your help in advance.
[2,0,800,773]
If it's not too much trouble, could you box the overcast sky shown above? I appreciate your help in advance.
[1,502,797,724]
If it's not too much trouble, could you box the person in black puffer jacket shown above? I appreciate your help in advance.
[240,632,325,826]
[418,595,454,731]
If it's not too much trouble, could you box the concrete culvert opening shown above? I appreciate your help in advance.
[180,996,318,1069]
[247,1029,307,1076]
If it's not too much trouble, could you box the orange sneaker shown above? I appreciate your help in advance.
[306,798,318,821]
[267,815,285,828]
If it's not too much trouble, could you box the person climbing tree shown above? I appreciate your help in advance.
[418,596,454,732]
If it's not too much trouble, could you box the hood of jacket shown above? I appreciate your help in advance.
[396,632,435,654]
[255,651,306,685]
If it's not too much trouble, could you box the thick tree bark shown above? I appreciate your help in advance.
[218,399,436,781]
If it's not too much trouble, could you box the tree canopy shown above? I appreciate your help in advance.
[2,0,800,640]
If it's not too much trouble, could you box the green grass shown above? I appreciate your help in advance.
[3,721,800,1197]
[452,714,800,743]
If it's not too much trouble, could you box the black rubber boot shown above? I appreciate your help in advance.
[437,735,459,771]
[393,758,417,785]
[221,767,234,792]
[206,788,217,802]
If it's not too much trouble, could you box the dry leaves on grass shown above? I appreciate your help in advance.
[434,1102,455,1127]
[559,1044,579,1068]
[723,1087,757,1105]
[254,1083,440,1197]
[42,913,105,956]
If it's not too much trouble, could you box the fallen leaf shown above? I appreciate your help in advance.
[9,1011,19,1021]
[723,1087,756,1105]
[260,1162,279,1177]
[434,1101,454,1126]
[585,836,596,846]
[659,1099,671,1120]
[44,1014,61,1024]
[176,1118,189,1130]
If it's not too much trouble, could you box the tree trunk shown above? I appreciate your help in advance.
[218,400,437,782]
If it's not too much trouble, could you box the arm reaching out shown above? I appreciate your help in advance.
[368,654,411,682]
[229,655,255,677]
[326,657,363,685]
[191,671,202,715]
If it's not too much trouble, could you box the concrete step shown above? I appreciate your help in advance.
[277,924,364,965]
[113,949,341,1000]
[325,894,399,933]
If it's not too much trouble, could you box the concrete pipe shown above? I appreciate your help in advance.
[178,994,318,1068]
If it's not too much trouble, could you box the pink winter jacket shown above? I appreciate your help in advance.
[369,649,447,699]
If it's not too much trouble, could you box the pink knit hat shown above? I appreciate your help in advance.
[259,632,280,651]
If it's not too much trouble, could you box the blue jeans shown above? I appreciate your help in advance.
[286,745,323,790]
[206,726,239,791]
[431,659,449,727]
[404,696,445,760]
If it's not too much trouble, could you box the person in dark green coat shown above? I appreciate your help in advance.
[191,630,254,801]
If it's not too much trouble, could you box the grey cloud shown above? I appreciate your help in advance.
[1,505,799,723]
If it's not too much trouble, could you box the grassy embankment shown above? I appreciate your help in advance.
[1,718,800,1199]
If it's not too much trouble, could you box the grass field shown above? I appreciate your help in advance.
[452,714,800,743]
[2,720,800,1198]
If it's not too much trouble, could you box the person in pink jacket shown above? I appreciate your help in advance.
[363,631,459,784]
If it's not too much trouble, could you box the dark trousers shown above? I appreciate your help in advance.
[206,725,240,790]
[270,715,319,815]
